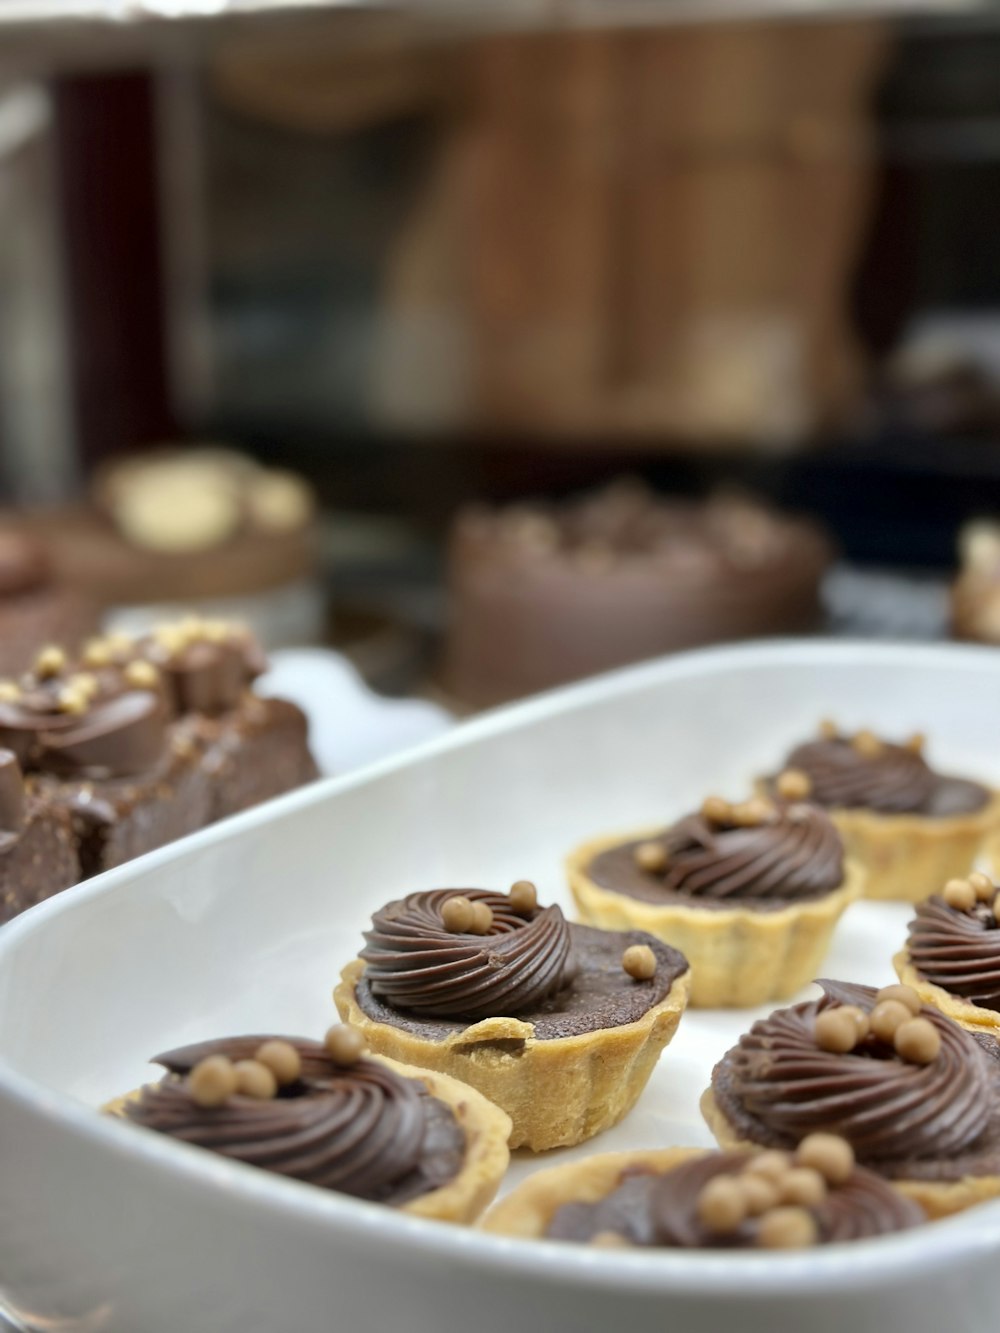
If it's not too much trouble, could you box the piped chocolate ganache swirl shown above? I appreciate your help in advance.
[125,1030,465,1205]
[547,1146,924,1248]
[587,795,844,910]
[907,874,1000,1012]
[773,723,989,817]
[712,980,1000,1180]
[361,886,575,1019]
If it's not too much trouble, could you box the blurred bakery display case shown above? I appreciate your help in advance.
[3,4,1000,700]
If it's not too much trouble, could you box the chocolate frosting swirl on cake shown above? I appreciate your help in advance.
[907,896,1000,1012]
[126,1036,464,1203]
[658,804,844,901]
[715,980,996,1164]
[546,1151,923,1247]
[361,888,575,1020]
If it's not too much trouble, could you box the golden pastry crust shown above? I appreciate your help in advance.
[334,959,691,1152]
[796,792,1000,903]
[480,1147,704,1237]
[893,948,1000,1038]
[566,830,864,1008]
[700,1086,1000,1221]
[105,1052,512,1225]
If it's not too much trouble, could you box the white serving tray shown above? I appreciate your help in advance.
[2,640,1000,1333]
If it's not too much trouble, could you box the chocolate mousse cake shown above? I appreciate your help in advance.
[443,482,832,707]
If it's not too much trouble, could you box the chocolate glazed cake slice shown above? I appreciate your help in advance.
[111,1026,511,1224]
[335,881,691,1150]
[702,978,1000,1218]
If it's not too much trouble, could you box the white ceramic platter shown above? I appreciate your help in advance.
[2,640,1000,1333]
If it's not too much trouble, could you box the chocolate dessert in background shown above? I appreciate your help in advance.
[442,481,833,708]
[0,617,319,918]
[0,531,98,678]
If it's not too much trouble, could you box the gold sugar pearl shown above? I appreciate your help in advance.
[634,841,668,874]
[124,660,160,690]
[775,769,812,802]
[233,1059,278,1100]
[105,632,136,656]
[468,901,494,935]
[818,718,839,740]
[906,733,926,754]
[622,944,657,981]
[756,1207,818,1250]
[35,645,66,679]
[779,1168,827,1208]
[729,798,774,828]
[870,999,913,1044]
[57,686,88,715]
[814,1008,860,1054]
[254,1040,301,1086]
[893,1017,940,1065]
[508,880,538,915]
[744,1151,793,1184]
[875,984,921,1016]
[852,729,883,758]
[970,871,995,902]
[0,680,20,702]
[591,1231,630,1248]
[701,796,732,825]
[696,1177,748,1234]
[943,878,976,912]
[741,1174,780,1217]
[840,1005,870,1043]
[324,1025,366,1067]
[82,638,114,668]
[188,1055,239,1108]
[441,895,475,933]
[796,1134,855,1185]
[68,672,100,700]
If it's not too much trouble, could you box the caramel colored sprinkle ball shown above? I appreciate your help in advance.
[730,798,773,827]
[254,1040,301,1086]
[779,1168,827,1208]
[622,944,657,981]
[875,984,921,1016]
[870,1000,912,1044]
[508,880,538,915]
[906,733,925,754]
[0,681,20,702]
[325,1024,366,1067]
[894,1017,940,1065]
[34,645,66,678]
[701,796,731,825]
[124,659,160,690]
[591,1231,630,1248]
[741,1175,780,1217]
[234,1060,278,1100]
[970,871,995,902]
[189,1055,239,1108]
[634,841,668,874]
[943,878,976,911]
[756,1207,818,1250]
[776,769,812,801]
[840,1005,870,1043]
[852,729,883,758]
[68,672,100,700]
[441,896,475,933]
[697,1177,747,1234]
[818,719,839,740]
[57,686,88,715]
[82,638,113,668]
[796,1134,855,1185]
[814,1008,859,1054]
[745,1151,792,1184]
[468,901,494,935]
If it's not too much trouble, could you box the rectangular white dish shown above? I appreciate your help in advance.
[3,639,1000,1333]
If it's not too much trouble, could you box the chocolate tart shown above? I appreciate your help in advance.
[334,885,691,1151]
[763,725,1000,902]
[481,1144,924,1247]
[108,1034,511,1225]
[566,797,863,1008]
[701,979,1000,1219]
[894,874,1000,1037]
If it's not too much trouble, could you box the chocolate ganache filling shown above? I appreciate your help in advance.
[908,895,1000,1012]
[776,734,988,817]
[546,1151,923,1246]
[125,1036,465,1204]
[587,802,844,909]
[361,888,576,1019]
[712,980,1000,1177]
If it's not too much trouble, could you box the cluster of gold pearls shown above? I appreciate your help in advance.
[188,1039,303,1108]
[813,985,940,1066]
